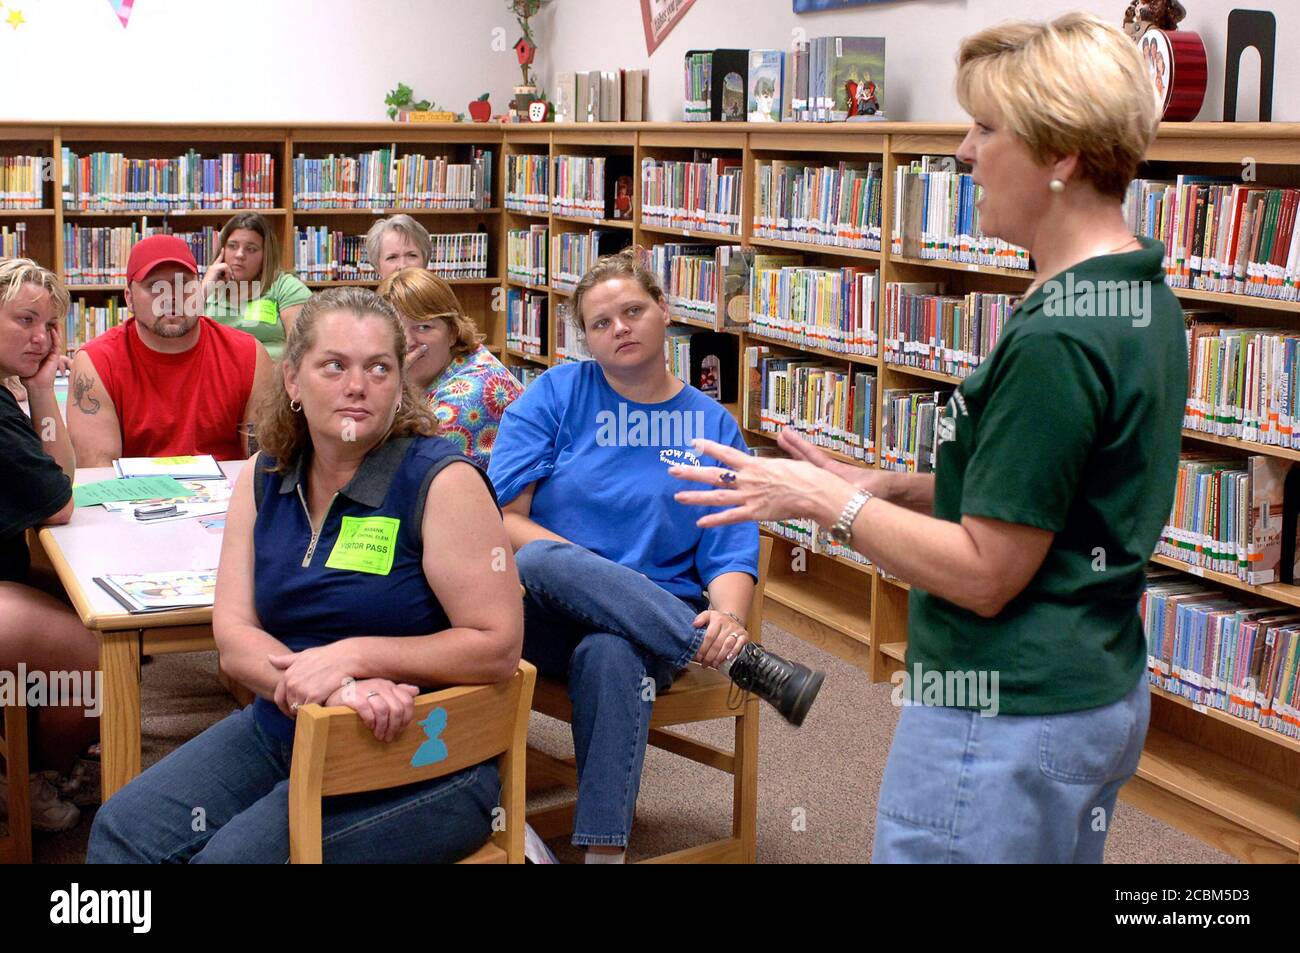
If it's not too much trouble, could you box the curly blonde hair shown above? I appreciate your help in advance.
[257,287,439,473]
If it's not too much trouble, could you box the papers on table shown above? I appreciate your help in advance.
[113,455,225,480]
[94,570,217,613]
[72,476,195,507]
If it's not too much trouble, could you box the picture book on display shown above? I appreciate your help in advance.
[95,570,218,614]
[748,50,784,123]
[113,455,225,481]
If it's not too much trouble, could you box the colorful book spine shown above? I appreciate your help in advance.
[0,221,28,259]
[65,296,124,350]
[292,148,492,210]
[551,156,606,219]
[890,156,1029,269]
[504,153,550,214]
[505,288,545,355]
[1141,570,1300,737]
[0,156,47,209]
[753,159,882,251]
[880,387,951,473]
[61,149,275,211]
[748,259,878,357]
[761,518,874,568]
[507,226,548,286]
[640,155,742,235]
[753,352,875,462]
[883,284,1014,378]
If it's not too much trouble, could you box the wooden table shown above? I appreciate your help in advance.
[35,460,244,800]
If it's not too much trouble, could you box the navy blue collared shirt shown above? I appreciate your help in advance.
[251,435,494,743]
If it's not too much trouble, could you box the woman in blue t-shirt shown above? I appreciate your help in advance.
[89,288,524,863]
[488,248,825,862]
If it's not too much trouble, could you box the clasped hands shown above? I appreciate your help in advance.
[269,643,417,743]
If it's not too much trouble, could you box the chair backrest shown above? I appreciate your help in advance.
[745,537,774,642]
[288,660,537,864]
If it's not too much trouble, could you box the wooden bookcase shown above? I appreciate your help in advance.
[3,119,1298,862]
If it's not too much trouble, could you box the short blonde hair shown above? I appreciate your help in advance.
[365,215,432,274]
[0,257,70,321]
[956,12,1159,198]
[376,267,482,358]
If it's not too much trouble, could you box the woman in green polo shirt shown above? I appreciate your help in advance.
[673,12,1185,863]
[203,212,310,360]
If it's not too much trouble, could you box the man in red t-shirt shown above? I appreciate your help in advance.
[69,235,273,466]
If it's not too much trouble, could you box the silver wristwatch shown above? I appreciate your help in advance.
[829,489,873,545]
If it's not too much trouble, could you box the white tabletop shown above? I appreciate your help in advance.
[39,459,244,631]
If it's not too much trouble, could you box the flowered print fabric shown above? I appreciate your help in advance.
[425,344,524,469]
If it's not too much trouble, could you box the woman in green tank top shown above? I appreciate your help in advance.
[203,212,310,361]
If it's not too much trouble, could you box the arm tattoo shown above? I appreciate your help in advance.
[73,372,101,415]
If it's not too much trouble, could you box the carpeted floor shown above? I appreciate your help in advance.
[16,623,1232,864]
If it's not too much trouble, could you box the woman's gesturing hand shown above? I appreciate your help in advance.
[671,438,856,530]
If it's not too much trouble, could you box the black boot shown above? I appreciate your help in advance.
[726,642,824,727]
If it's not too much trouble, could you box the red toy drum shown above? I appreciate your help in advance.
[1139,27,1208,121]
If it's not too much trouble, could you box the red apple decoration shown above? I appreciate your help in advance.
[468,93,492,123]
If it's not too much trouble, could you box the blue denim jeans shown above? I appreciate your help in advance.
[87,704,500,863]
[516,539,709,849]
[872,670,1150,863]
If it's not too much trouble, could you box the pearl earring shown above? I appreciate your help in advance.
[1049,179,1065,194]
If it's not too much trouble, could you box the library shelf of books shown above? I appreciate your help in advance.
[3,119,1298,863]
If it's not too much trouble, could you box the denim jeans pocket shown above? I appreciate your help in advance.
[1038,698,1136,785]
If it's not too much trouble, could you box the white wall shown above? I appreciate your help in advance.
[0,0,524,123]
[536,0,1293,123]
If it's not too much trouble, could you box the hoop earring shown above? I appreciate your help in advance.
[1049,179,1066,194]
[289,399,302,413]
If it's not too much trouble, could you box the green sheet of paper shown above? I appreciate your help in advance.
[73,476,196,508]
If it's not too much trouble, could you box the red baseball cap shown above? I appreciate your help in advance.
[126,235,198,284]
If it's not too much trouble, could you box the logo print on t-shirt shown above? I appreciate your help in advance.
[660,448,701,468]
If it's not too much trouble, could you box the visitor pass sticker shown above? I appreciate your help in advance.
[325,516,400,575]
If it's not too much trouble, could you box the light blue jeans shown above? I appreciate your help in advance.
[872,670,1150,863]
[87,704,500,864]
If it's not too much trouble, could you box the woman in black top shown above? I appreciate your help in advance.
[0,258,99,831]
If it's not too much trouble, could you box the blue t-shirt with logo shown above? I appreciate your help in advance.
[488,360,758,600]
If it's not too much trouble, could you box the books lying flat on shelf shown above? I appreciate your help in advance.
[641,153,743,236]
[892,156,1030,269]
[1159,452,1295,585]
[883,284,1015,379]
[505,153,550,214]
[750,347,876,462]
[753,159,883,251]
[293,147,493,210]
[1125,176,1300,300]
[507,225,548,285]
[114,454,225,481]
[881,388,951,473]
[1141,569,1300,737]
[749,253,878,357]
[61,150,275,211]
[94,570,217,614]
[1,156,47,208]
[506,289,545,356]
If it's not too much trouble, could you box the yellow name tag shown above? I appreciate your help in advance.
[242,299,279,326]
[325,517,400,576]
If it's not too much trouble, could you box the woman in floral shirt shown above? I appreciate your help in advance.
[378,267,522,468]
